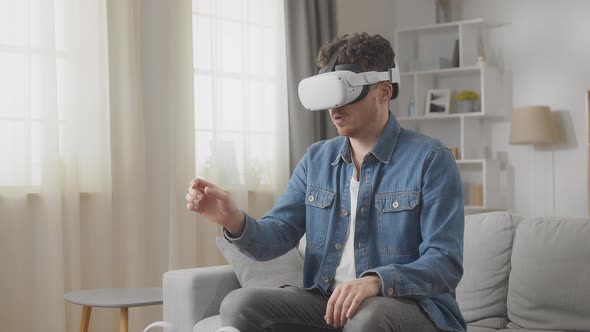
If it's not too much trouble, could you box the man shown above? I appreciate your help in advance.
[186,33,466,332]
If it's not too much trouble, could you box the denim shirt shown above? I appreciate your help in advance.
[226,113,466,332]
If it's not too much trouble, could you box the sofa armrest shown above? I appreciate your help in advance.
[163,265,240,332]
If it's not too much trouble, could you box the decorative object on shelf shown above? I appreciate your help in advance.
[452,39,460,67]
[455,90,480,113]
[410,57,452,72]
[476,55,486,66]
[407,96,416,117]
[435,0,452,23]
[476,29,486,66]
[471,183,484,206]
[450,147,460,160]
[426,89,450,115]
[481,145,490,159]
[509,106,557,145]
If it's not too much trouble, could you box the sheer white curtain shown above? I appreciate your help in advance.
[0,0,289,331]
[0,0,116,331]
[192,0,290,213]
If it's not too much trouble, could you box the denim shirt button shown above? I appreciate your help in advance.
[322,276,330,283]
[392,201,399,208]
[308,195,315,202]
[335,243,342,250]
[342,209,349,216]
[387,288,394,295]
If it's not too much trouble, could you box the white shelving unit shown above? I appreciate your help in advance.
[392,19,502,212]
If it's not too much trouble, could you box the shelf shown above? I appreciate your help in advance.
[395,65,501,118]
[395,18,503,212]
[396,18,484,33]
[398,112,486,121]
[400,65,481,77]
[455,159,486,165]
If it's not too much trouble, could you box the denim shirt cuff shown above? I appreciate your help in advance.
[222,211,255,246]
[360,266,398,298]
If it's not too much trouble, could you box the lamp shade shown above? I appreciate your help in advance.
[509,105,557,145]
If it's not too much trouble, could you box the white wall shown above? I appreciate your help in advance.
[460,0,590,217]
[336,0,398,44]
[336,0,590,217]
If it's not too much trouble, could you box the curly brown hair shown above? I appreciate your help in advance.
[316,33,395,72]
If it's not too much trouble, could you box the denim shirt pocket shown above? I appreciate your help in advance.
[375,191,421,258]
[304,186,335,250]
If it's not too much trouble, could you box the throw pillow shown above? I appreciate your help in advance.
[456,211,521,323]
[215,237,304,288]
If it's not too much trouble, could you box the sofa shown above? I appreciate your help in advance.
[163,212,590,332]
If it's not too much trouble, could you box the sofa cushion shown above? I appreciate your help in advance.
[216,237,304,288]
[456,212,521,323]
[469,317,509,329]
[193,314,222,332]
[507,217,590,331]
[466,327,497,332]
[497,330,566,332]
[505,321,567,331]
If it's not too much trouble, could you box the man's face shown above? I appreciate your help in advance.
[329,83,389,138]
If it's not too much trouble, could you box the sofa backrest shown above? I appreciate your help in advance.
[507,216,590,330]
[456,212,521,323]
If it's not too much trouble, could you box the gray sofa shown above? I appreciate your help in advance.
[163,212,590,332]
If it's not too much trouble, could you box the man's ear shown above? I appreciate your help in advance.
[378,83,393,103]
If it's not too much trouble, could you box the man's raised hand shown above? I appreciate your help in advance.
[186,178,245,235]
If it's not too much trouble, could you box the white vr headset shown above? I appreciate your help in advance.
[298,45,400,111]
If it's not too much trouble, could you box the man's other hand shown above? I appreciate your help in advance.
[186,178,245,235]
[325,275,382,328]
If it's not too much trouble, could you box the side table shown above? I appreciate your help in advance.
[64,288,163,332]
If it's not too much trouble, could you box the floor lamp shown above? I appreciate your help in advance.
[509,106,558,215]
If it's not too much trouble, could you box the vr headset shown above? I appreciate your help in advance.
[298,45,400,111]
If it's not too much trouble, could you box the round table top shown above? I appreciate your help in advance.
[64,288,162,308]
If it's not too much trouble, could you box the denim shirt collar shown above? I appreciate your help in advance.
[331,112,401,166]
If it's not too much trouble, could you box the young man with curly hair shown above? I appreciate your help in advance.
[186,33,466,332]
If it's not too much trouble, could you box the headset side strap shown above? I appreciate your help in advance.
[347,71,389,86]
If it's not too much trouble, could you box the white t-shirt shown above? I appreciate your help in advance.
[330,170,360,291]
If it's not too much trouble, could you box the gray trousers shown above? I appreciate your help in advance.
[219,287,440,332]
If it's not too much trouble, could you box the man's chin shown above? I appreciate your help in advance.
[335,126,353,137]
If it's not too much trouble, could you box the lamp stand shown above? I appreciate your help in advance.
[551,150,556,216]
[530,145,535,216]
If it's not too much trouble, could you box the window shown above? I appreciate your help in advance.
[192,0,287,189]
[0,0,64,188]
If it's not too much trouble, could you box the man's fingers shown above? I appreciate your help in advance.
[188,179,199,192]
[188,179,209,197]
[186,191,204,204]
[345,293,364,319]
[340,292,354,326]
[187,202,199,212]
[331,288,348,327]
[192,178,216,191]
[332,300,342,327]
[204,186,228,200]
[325,287,340,325]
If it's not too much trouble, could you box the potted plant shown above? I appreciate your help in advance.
[455,90,480,113]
